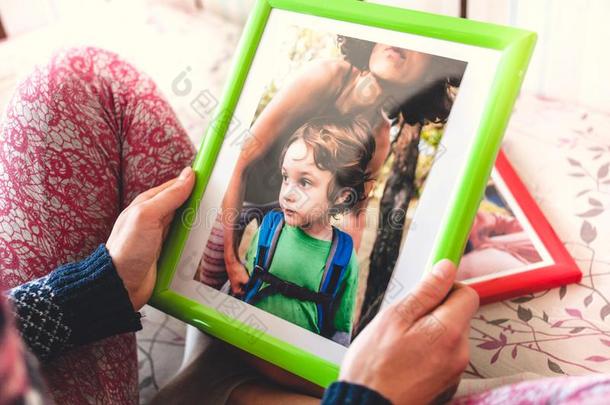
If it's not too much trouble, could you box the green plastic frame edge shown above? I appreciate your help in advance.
[150,0,536,388]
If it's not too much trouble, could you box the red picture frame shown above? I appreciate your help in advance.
[463,150,581,304]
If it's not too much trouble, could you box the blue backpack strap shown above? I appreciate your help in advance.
[243,210,284,303]
[317,227,353,337]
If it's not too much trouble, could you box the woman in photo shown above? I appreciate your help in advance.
[239,116,374,346]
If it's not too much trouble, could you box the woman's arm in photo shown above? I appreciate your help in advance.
[222,60,354,294]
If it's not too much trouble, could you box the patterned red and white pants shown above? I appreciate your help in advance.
[0,47,195,404]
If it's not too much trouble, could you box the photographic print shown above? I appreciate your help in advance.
[458,150,580,304]
[192,25,468,345]
[457,172,549,282]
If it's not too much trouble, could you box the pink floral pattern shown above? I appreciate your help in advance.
[0,47,194,403]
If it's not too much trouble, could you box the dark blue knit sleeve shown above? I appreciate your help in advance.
[321,382,392,405]
[6,244,142,361]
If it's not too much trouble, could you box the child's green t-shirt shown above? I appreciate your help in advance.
[244,224,359,336]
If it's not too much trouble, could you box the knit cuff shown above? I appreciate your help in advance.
[46,244,142,347]
[322,382,392,405]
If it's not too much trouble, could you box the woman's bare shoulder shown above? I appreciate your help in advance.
[310,58,352,73]
[293,59,354,88]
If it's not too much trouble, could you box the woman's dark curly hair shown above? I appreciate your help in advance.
[337,36,467,125]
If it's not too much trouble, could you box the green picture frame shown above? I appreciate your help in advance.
[150,0,536,387]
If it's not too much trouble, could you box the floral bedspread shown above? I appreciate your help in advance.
[467,96,610,379]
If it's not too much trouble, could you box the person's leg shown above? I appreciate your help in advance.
[0,47,195,403]
[151,339,262,405]
[228,381,319,405]
[151,339,320,405]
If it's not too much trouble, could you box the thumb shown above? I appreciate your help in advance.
[390,259,457,324]
[146,167,195,217]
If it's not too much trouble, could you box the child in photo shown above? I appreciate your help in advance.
[239,116,375,346]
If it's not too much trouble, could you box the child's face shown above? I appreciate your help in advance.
[279,139,333,228]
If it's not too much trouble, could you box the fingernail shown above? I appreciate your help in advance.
[432,260,450,278]
[179,167,192,181]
